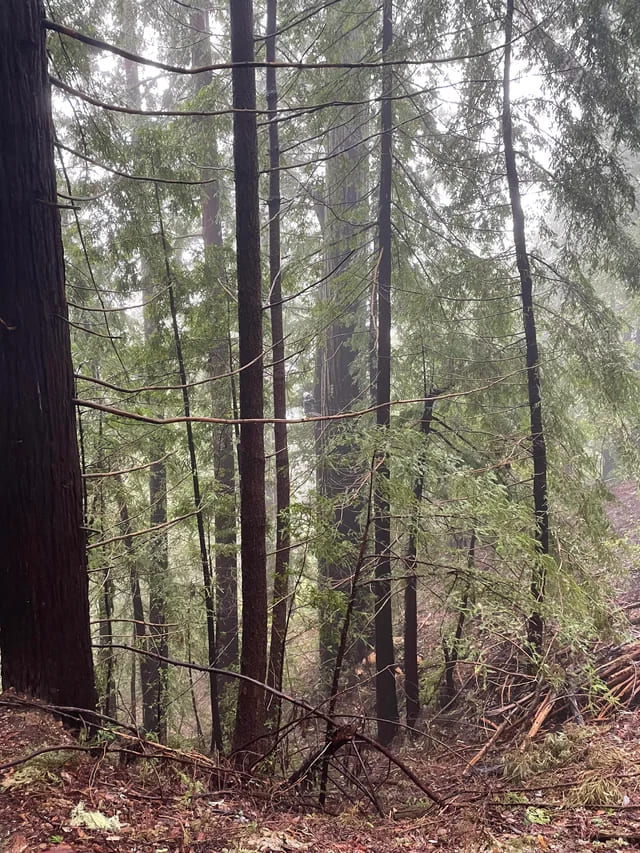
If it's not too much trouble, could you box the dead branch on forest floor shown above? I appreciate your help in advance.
[463,638,640,769]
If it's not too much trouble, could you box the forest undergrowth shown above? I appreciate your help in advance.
[2,485,640,853]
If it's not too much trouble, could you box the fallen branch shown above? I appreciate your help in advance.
[463,711,517,777]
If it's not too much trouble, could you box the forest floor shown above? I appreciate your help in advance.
[2,483,640,853]
[3,698,640,853]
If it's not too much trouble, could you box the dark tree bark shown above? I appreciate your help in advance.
[190,8,239,678]
[502,0,550,657]
[115,478,161,734]
[229,0,268,757]
[373,0,399,746]
[0,0,96,712]
[98,530,117,717]
[98,568,117,717]
[92,412,116,719]
[441,533,474,707]
[265,0,292,722]
[144,449,169,740]
[404,396,436,728]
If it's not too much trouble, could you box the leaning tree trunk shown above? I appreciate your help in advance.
[502,0,550,657]
[229,0,268,758]
[0,0,96,712]
[265,0,292,724]
[373,0,399,746]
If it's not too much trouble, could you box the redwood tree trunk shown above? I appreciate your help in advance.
[229,0,268,756]
[374,0,399,746]
[0,0,96,712]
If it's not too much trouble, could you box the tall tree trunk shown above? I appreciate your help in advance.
[441,533,474,707]
[265,0,292,723]
[229,0,268,757]
[316,5,370,680]
[144,448,169,741]
[115,478,158,730]
[404,396,436,728]
[92,410,117,718]
[373,0,399,746]
[156,188,223,753]
[502,0,550,657]
[190,8,239,679]
[0,0,96,712]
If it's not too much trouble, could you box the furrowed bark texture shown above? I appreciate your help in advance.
[374,0,399,746]
[502,0,549,655]
[0,0,96,711]
[229,0,268,756]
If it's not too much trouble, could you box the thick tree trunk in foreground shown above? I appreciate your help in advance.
[265,0,292,721]
[229,0,268,757]
[374,0,399,746]
[502,0,550,657]
[0,0,96,711]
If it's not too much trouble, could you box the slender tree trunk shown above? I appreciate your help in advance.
[187,585,205,748]
[373,0,399,746]
[116,480,158,729]
[319,459,377,806]
[229,0,268,757]
[93,411,117,718]
[99,573,117,717]
[190,8,239,678]
[441,533,474,707]
[156,189,223,753]
[130,631,137,724]
[404,397,436,728]
[265,0,292,723]
[502,0,550,657]
[0,0,96,712]
[145,450,169,741]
